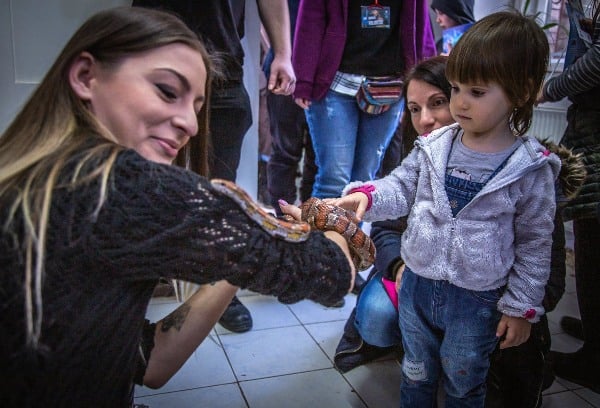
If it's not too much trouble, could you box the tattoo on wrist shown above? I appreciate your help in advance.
[160,303,191,332]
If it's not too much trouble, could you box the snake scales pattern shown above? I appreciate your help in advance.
[210,179,375,271]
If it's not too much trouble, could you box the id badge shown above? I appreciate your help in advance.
[361,5,390,29]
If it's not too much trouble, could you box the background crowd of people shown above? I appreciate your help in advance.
[0,0,598,406]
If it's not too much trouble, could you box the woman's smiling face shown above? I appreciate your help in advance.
[406,78,454,135]
[79,43,207,165]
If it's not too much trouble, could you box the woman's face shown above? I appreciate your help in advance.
[406,79,454,135]
[79,43,207,165]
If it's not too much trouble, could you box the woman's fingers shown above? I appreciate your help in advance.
[278,199,301,220]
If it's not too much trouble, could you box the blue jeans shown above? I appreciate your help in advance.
[445,173,484,217]
[305,90,403,198]
[399,268,502,408]
[355,270,402,347]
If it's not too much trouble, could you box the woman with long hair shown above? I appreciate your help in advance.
[0,7,354,406]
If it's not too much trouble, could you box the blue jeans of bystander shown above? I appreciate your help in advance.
[355,270,402,347]
[305,89,403,198]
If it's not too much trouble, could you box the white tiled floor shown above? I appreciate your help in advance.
[134,223,599,408]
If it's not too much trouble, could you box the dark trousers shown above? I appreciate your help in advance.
[266,93,317,213]
[209,82,253,181]
[573,217,600,351]
[485,317,550,408]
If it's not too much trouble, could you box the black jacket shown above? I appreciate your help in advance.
[430,0,475,26]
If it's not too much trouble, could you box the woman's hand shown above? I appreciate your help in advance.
[279,200,357,292]
[325,192,370,221]
[294,98,311,109]
[268,55,296,96]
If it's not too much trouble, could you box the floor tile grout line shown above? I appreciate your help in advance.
[214,329,252,407]
[300,320,371,408]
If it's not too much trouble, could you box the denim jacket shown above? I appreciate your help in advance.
[344,124,561,321]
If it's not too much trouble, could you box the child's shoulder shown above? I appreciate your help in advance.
[519,135,560,163]
[517,135,562,178]
[417,123,460,145]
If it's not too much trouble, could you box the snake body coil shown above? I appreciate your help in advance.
[211,179,375,270]
[300,197,375,271]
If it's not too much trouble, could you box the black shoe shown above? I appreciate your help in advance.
[550,347,600,393]
[351,274,366,295]
[560,316,584,341]
[218,296,253,333]
[333,308,397,373]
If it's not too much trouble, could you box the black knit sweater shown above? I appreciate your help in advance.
[0,148,350,407]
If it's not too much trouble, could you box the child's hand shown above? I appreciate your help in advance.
[325,192,369,221]
[279,199,356,293]
[496,314,531,349]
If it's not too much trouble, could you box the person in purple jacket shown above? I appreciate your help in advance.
[292,0,436,199]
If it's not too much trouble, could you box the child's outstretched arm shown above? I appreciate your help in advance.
[325,192,370,221]
[496,314,531,349]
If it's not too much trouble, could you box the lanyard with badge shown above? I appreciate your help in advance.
[356,0,401,115]
[361,0,390,29]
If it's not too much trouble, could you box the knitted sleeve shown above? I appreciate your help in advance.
[88,151,351,306]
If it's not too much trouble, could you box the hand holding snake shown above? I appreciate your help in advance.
[210,179,375,272]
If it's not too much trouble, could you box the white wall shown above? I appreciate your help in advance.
[238,1,260,197]
[474,0,514,19]
[0,0,261,195]
[0,0,130,133]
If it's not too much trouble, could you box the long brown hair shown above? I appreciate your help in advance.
[0,6,213,348]
[400,55,451,157]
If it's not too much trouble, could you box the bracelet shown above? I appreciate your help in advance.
[523,309,536,320]
[348,184,375,211]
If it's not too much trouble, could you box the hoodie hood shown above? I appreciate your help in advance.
[431,0,475,26]
[539,139,586,201]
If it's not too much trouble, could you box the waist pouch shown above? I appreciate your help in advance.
[356,76,403,115]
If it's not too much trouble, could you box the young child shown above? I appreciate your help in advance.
[330,11,560,407]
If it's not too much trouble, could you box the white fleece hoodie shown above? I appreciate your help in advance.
[344,123,561,322]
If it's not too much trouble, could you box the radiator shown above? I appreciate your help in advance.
[528,106,568,144]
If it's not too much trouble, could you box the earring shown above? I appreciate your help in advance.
[509,107,519,135]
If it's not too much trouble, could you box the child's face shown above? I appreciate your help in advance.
[74,43,207,165]
[449,80,514,143]
[434,9,458,30]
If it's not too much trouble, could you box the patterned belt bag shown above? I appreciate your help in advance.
[356,75,404,115]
